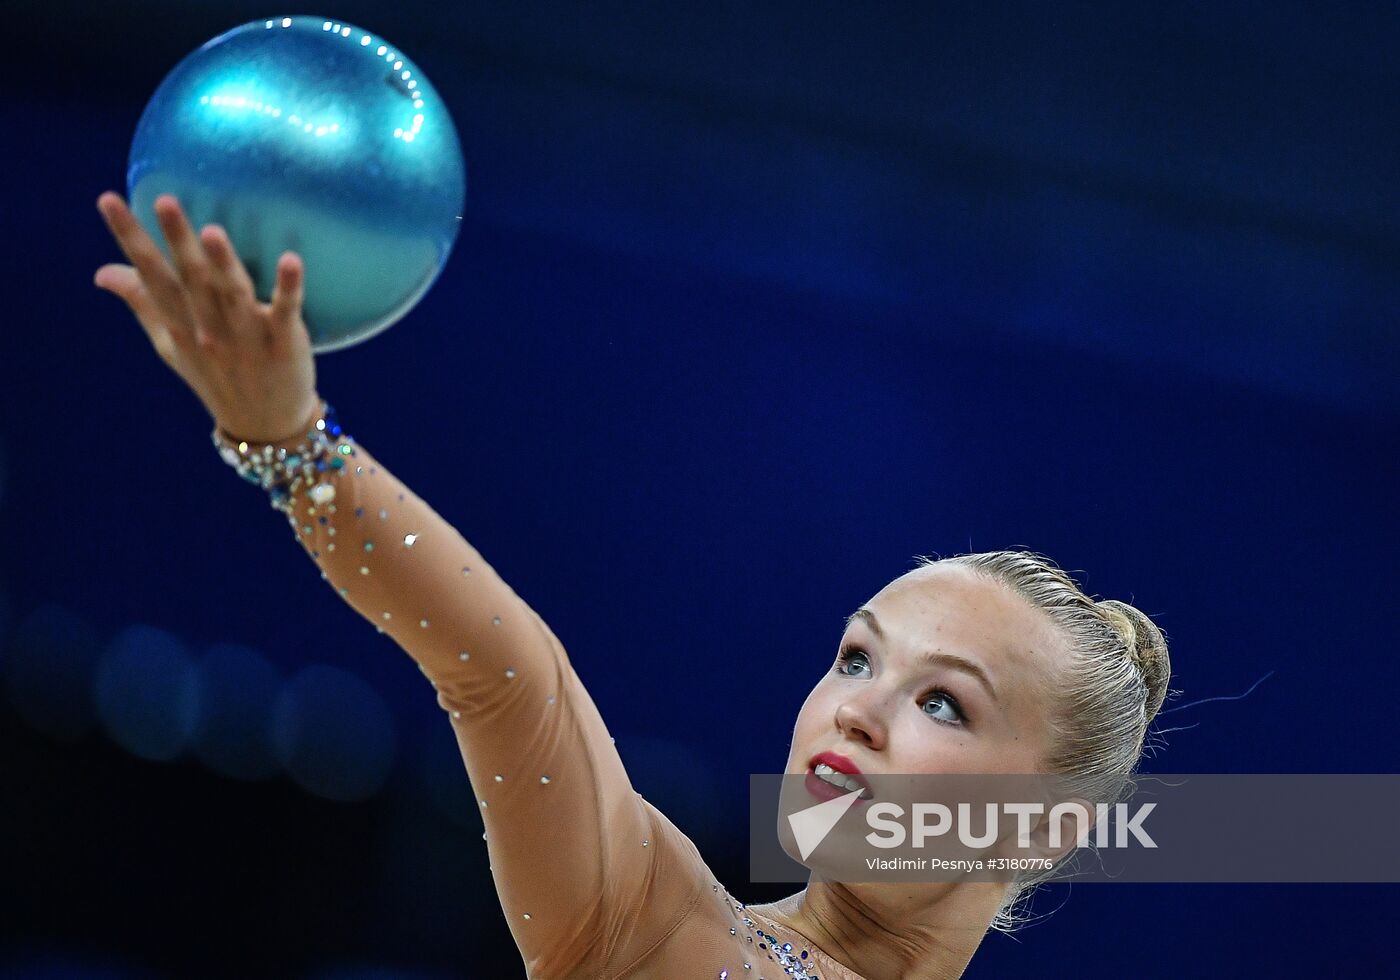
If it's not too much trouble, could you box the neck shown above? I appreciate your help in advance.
[747,878,1007,980]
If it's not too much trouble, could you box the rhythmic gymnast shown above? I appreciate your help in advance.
[94,191,1171,980]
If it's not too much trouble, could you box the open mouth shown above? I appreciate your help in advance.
[806,761,874,802]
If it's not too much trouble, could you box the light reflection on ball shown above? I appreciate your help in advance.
[128,16,466,351]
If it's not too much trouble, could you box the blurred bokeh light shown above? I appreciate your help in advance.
[191,641,283,781]
[272,664,397,801]
[94,623,200,761]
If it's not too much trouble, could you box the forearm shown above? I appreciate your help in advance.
[236,416,685,976]
[271,435,560,701]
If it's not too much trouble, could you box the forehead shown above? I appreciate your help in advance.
[863,563,1069,688]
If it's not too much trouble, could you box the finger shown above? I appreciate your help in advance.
[268,251,305,333]
[199,224,256,314]
[153,195,227,342]
[96,192,190,319]
[94,263,185,362]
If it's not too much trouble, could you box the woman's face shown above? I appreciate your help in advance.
[786,562,1069,782]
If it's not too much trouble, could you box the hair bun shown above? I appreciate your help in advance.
[1098,599,1171,723]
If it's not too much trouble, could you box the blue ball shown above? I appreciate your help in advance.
[127,16,466,351]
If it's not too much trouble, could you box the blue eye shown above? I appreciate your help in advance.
[833,646,871,677]
[835,644,967,727]
[922,691,965,726]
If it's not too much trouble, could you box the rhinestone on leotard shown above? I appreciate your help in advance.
[749,927,818,979]
[713,885,820,980]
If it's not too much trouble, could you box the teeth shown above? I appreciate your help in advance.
[814,762,869,797]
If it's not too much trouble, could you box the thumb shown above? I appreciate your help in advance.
[95,264,161,325]
[94,263,146,305]
[95,263,178,362]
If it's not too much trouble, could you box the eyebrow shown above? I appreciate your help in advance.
[845,607,1000,702]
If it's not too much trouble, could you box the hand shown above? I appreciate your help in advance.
[94,191,321,444]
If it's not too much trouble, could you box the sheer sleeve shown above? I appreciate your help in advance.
[230,404,708,978]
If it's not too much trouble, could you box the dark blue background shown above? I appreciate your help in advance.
[1,1,1396,976]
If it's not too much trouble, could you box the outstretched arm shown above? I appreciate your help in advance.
[245,413,668,975]
[95,191,705,977]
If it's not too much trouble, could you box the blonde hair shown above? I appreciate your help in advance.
[915,550,1173,931]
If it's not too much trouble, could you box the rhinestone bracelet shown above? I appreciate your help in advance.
[210,399,357,515]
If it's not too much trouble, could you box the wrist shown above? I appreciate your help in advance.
[211,397,355,515]
[215,394,325,449]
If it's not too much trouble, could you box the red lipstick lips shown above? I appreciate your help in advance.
[805,750,874,803]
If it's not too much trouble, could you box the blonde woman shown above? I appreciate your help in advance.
[94,191,1171,980]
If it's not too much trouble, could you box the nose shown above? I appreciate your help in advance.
[834,688,889,750]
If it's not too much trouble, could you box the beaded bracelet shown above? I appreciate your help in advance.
[210,399,357,515]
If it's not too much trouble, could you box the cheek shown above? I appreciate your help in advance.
[885,713,986,775]
[786,682,837,765]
